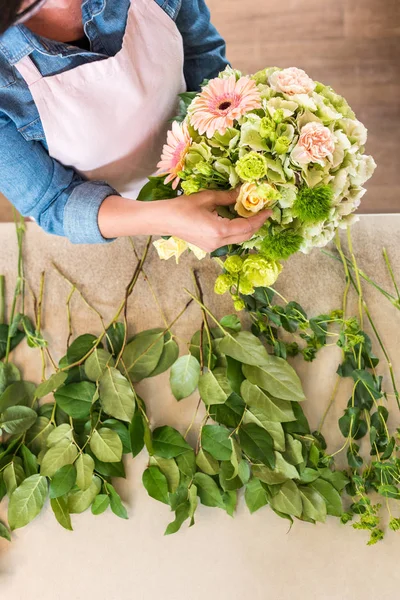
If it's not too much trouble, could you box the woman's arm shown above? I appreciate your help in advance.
[98,190,270,252]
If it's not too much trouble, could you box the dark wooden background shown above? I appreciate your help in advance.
[0,0,398,221]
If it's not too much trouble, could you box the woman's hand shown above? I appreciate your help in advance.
[98,189,271,251]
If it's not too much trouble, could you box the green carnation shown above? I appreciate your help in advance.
[235,152,268,182]
[224,255,244,274]
[233,299,246,311]
[238,276,255,295]
[274,136,291,155]
[181,179,201,195]
[241,255,282,288]
[214,274,233,295]
[261,228,303,260]
[293,185,333,224]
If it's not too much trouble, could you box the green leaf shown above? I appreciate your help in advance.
[90,428,123,463]
[102,419,131,454]
[175,450,196,479]
[299,486,327,523]
[68,476,101,514]
[122,331,164,381]
[201,425,232,461]
[105,482,128,519]
[98,367,136,422]
[239,423,275,468]
[4,459,25,495]
[0,381,36,413]
[26,417,54,454]
[129,410,145,458]
[309,479,343,517]
[106,322,126,357]
[253,451,298,485]
[193,473,225,509]
[35,372,68,399]
[49,464,77,499]
[269,480,302,518]
[242,361,305,402]
[219,331,270,367]
[196,449,220,475]
[0,521,11,541]
[283,402,310,435]
[188,484,198,525]
[75,453,95,491]
[0,324,25,361]
[143,466,170,504]
[283,434,303,465]
[226,357,245,395]
[208,392,245,428]
[50,496,73,531]
[8,474,48,530]
[169,355,200,401]
[20,444,38,476]
[241,380,295,423]
[198,371,229,406]
[149,338,179,377]
[0,405,37,434]
[245,478,268,514]
[152,426,192,458]
[84,349,115,382]
[220,314,241,332]
[54,382,96,419]
[164,503,190,535]
[0,362,21,395]
[47,424,73,447]
[223,490,237,516]
[66,334,98,364]
[243,414,286,452]
[91,494,110,515]
[40,439,78,478]
[149,456,180,493]
[318,468,349,492]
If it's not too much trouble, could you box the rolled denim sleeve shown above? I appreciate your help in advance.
[0,112,117,244]
[174,0,229,91]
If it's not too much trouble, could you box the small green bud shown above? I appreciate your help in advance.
[214,274,233,295]
[181,178,201,195]
[195,161,214,177]
[272,109,285,124]
[233,299,246,311]
[274,135,291,155]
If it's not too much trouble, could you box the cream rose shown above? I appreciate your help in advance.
[269,67,315,96]
[291,122,335,166]
[153,237,206,263]
[235,182,279,218]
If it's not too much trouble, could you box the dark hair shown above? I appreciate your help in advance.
[0,1,24,34]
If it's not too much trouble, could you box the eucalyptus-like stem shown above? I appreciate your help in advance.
[37,271,46,381]
[184,289,232,338]
[53,262,107,334]
[335,231,351,319]
[65,286,75,349]
[317,374,341,433]
[346,228,364,329]
[192,270,213,371]
[0,275,5,325]
[5,215,25,362]
[382,247,400,304]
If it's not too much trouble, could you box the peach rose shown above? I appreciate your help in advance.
[291,122,335,166]
[269,67,315,96]
[235,182,280,218]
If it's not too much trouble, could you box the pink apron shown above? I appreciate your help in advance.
[14,0,186,199]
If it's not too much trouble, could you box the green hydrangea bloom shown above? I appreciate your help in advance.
[214,274,233,295]
[274,136,291,155]
[241,255,282,288]
[235,152,268,182]
[293,185,333,224]
[238,276,255,295]
[224,255,244,274]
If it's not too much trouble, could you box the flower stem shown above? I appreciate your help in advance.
[382,247,400,304]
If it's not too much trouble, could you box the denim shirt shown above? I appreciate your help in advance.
[0,0,228,243]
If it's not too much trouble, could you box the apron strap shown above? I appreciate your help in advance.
[14,55,43,86]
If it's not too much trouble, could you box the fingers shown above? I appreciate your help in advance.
[221,209,271,237]
[205,188,240,207]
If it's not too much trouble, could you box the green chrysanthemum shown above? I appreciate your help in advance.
[293,185,333,224]
[261,229,304,260]
[224,255,244,274]
[235,152,268,182]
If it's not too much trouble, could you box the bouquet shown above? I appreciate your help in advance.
[147,66,376,305]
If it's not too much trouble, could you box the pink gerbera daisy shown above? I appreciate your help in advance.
[189,75,262,138]
[157,121,192,189]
